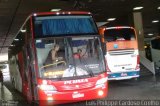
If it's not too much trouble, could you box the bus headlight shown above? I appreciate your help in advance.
[47,97,54,103]
[47,97,53,101]
[98,90,104,96]
[95,77,108,88]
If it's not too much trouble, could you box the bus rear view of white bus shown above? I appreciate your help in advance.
[99,26,140,80]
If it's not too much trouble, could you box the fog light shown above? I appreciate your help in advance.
[47,97,53,101]
[98,90,104,96]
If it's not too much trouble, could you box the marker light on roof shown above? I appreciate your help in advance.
[51,9,61,12]
[56,12,60,15]
[106,26,131,30]
[33,13,37,16]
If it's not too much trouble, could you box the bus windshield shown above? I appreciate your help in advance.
[34,15,98,37]
[104,28,136,42]
[35,36,105,79]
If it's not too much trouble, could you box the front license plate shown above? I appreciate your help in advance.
[72,93,84,98]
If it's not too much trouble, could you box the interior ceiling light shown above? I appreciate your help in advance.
[21,29,26,33]
[152,20,159,23]
[148,33,154,36]
[107,18,116,21]
[157,7,160,10]
[14,39,19,41]
[133,7,143,10]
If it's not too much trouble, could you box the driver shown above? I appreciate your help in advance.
[51,44,59,62]
[51,44,64,62]
[44,44,65,66]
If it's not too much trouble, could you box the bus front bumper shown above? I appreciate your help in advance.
[38,84,108,105]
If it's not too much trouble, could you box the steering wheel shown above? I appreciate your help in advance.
[40,61,66,69]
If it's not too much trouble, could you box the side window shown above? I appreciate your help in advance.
[34,21,42,36]
[26,19,34,62]
[104,33,116,42]
[104,28,136,42]
[10,29,25,56]
[151,39,160,50]
[19,24,28,81]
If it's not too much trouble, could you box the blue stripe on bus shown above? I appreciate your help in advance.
[108,71,140,78]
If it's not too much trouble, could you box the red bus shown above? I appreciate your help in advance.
[99,26,140,80]
[8,11,108,105]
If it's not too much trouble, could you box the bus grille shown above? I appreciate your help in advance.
[60,82,95,90]
[109,49,134,55]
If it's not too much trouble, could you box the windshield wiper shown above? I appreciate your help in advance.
[79,57,94,77]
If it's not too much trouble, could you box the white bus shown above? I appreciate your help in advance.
[99,26,140,80]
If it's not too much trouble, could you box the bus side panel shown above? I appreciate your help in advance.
[9,55,22,93]
[17,52,28,97]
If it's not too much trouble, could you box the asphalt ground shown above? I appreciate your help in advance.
[1,64,160,106]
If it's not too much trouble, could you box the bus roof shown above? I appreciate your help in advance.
[31,11,92,17]
[99,26,134,30]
